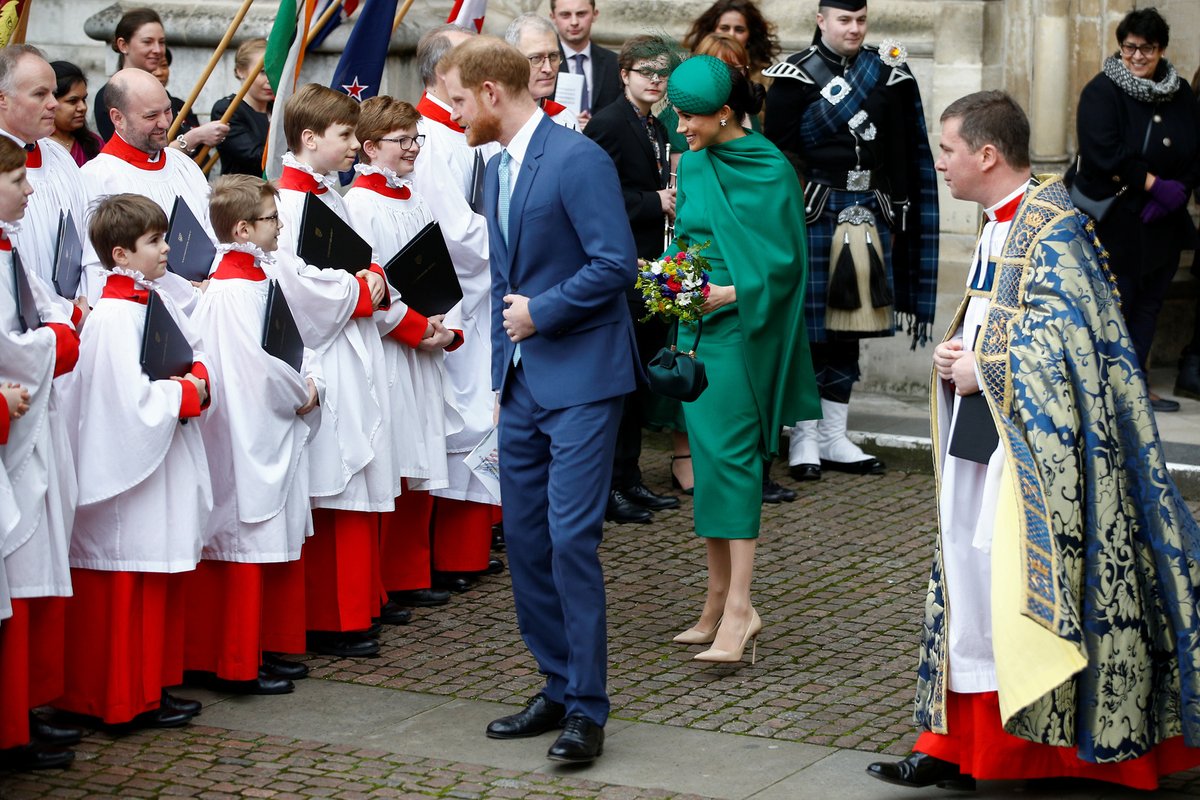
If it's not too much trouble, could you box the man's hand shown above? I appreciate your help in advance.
[502,294,536,342]
[296,377,319,415]
[358,269,386,308]
[659,187,677,220]
[933,339,963,382]
[418,314,456,351]
[949,350,980,396]
[173,372,209,406]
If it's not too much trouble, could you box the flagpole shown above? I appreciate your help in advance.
[201,0,347,173]
[168,0,257,142]
[391,0,416,35]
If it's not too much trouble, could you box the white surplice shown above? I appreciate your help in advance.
[61,270,212,572]
[415,98,500,505]
[192,246,320,562]
[344,166,461,493]
[934,181,1029,694]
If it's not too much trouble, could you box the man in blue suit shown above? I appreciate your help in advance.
[441,36,638,764]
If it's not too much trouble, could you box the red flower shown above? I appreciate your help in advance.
[666,277,683,293]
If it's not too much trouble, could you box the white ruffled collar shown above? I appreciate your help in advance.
[217,240,276,265]
[354,162,414,190]
[104,265,157,289]
[0,220,21,237]
[282,152,339,191]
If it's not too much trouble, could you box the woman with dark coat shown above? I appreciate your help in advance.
[1073,7,1200,412]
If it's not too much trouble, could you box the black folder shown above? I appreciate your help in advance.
[11,249,40,333]
[468,150,485,214]
[261,280,304,373]
[383,221,462,317]
[140,290,193,381]
[53,209,83,299]
[948,392,1000,464]
[296,192,372,274]
[166,197,216,282]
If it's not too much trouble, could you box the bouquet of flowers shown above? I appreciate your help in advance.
[636,239,712,323]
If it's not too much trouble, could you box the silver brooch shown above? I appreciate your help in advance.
[820,76,851,106]
[878,39,908,68]
[838,205,875,225]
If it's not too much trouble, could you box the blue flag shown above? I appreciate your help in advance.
[307,0,359,52]
[329,0,398,104]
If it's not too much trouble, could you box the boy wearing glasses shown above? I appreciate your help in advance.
[345,96,462,620]
[183,175,320,696]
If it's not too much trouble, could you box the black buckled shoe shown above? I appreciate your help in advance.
[623,482,680,511]
[0,743,74,770]
[866,752,974,789]
[486,694,566,739]
[761,477,796,504]
[306,631,380,658]
[605,490,652,523]
[389,588,451,607]
[547,714,604,763]
[161,690,201,717]
[374,600,412,626]
[28,712,82,746]
[262,652,309,680]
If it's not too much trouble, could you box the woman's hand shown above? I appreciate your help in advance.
[185,121,231,149]
[700,283,735,315]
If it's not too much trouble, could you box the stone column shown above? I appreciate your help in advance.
[1029,0,1070,171]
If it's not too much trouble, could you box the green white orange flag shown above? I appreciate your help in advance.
[263,0,317,178]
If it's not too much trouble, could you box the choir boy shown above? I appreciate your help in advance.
[184,175,322,694]
[345,96,462,614]
[56,194,212,730]
[0,135,82,769]
[272,84,393,657]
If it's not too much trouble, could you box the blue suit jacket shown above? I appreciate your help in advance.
[487,113,640,410]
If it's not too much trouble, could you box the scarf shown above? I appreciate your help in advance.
[1102,53,1181,103]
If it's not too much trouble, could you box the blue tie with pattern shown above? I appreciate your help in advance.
[498,149,511,245]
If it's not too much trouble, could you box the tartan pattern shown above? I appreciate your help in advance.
[891,104,940,348]
[798,50,883,150]
[805,190,893,343]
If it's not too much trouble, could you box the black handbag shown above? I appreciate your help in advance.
[647,318,708,402]
[1069,182,1122,223]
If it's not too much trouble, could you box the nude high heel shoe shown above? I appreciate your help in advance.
[672,616,722,645]
[693,609,762,664]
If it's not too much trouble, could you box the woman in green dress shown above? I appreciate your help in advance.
[666,56,819,663]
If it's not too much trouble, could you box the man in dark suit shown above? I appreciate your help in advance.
[550,0,622,128]
[441,35,638,765]
[584,36,681,524]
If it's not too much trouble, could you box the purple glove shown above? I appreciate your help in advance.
[1141,197,1169,224]
[1149,177,1189,211]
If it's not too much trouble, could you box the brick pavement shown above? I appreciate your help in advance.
[5,437,1200,798]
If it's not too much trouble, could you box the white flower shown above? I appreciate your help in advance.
[650,263,663,274]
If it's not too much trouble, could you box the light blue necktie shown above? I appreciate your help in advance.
[498,149,511,245]
[498,149,521,365]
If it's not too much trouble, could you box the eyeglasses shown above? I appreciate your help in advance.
[378,134,425,149]
[527,52,563,68]
[1120,42,1160,57]
[253,212,281,225]
[632,66,670,82]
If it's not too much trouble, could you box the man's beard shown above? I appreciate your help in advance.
[124,127,166,156]
[465,104,502,147]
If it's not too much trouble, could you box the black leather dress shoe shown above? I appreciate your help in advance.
[821,456,887,475]
[866,752,973,789]
[374,600,412,626]
[486,694,566,739]
[127,708,193,729]
[1151,396,1182,413]
[623,482,680,510]
[433,573,476,593]
[491,523,506,552]
[0,743,74,770]
[205,671,294,696]
[28,712,82,746]
[306,631,380,658]
[390,588,451,607]
[547,715,604,763]
[761,477,796,504]
[161,690,201,716]
[262,652,309,680]
[788,463,821,482]
[485,557,505,575]
[606,490,652,523]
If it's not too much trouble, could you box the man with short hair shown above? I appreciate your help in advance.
[869,90,1200,790]
[80,68,215,307]
[442,35,637,765]
[0,45,89,297]
[764,0,939,483]
[505,12,578,130]
[549,0,621,127]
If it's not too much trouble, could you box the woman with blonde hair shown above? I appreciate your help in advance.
[211,39,274,176]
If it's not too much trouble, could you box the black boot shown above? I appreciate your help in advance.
[1177,353,1200,400]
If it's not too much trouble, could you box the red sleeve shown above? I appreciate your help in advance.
[446,328,465,352]
[178,379,201,419]
[190,362,212,411]
[0,408,9,445]
[44,323,80,377]
[351,276,375,318]
[70,303,83,327]
[369,263,391,310]
[387,307,429,348]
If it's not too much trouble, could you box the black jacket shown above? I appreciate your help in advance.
[211,95,270,176]
[554,42,622,115]
[585,98,669,260]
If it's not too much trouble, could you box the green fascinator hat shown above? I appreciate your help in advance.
[667,54,732,115]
